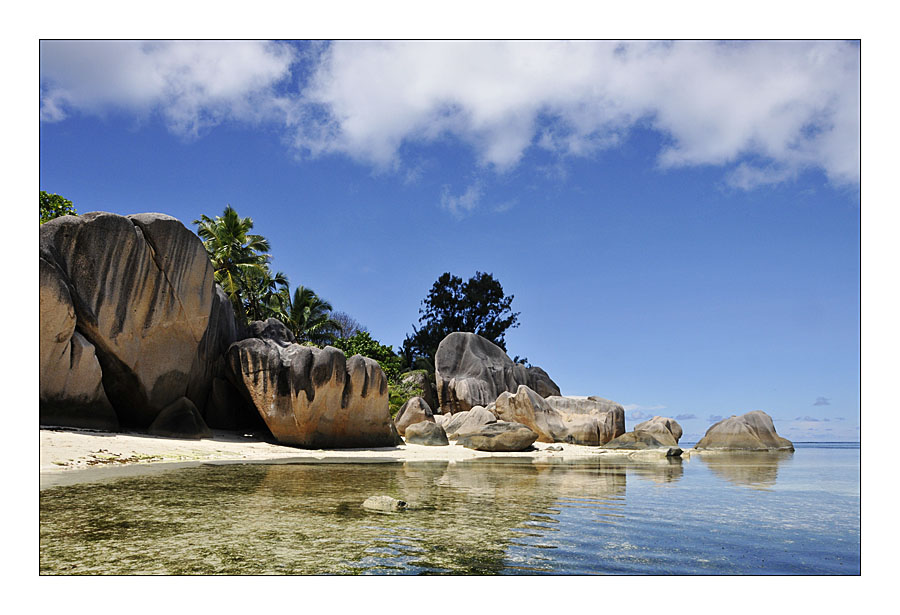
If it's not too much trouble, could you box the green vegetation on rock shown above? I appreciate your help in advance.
[40,191,77,224]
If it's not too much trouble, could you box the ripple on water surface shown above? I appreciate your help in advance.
[40,446,860,575]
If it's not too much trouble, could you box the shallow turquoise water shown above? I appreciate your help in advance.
[39,443,859,575]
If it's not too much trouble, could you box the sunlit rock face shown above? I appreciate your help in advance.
[545,396,626,444]
[633,416,683,446]
[394,396,435,437]
[456,422,538,452]
[435,332,560,414]
[39,212,233,433]
[226,339,401,448]
[695,411,794,451]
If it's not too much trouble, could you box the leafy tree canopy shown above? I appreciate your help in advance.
[403,271,520,365]
[40,191,77,224]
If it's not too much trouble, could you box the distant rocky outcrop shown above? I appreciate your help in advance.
[226,338,401,448]
[456,422,539,452]
[394,396,435,436]
[404,421,449,446]
[39,212,240,435]
[695,411,794,451]
[633,416,683,447]
[434,332,560,414]
[492,386,624,445]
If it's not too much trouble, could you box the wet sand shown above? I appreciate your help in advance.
[40,427,683,489]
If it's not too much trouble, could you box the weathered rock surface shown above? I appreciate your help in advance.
[394,396,435,436]
[401,370,438,411]
[434,332,560,414]
[39,212,228,435]
[634,416,683,446]
[226,339,401,448]
[443,405,497,439]
[602,430,682,455]
[147,397,212,439]
[695,411,794,451]
[456,422,539,452]
[362,495,407,512]
[493,385,622,445]
[245,318,295,346]
[404,421,449,446]
[545,395,626,444]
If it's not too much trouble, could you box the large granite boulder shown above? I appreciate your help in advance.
[226,339,401,448]
[695,411,794,451]
[545,396,626,444]
[148,397,212,439]
[443,406,497,439]
[434,332,560,414]
[39,212,228,434]
[602,430,682,454]
[401,370,439,411]
[456,422,538,452]
[404,421,449,446]
[394,396,435,436]
[634,416,683,447]
[493,385,621,445]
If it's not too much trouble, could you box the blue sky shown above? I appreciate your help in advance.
[38,40,860,441]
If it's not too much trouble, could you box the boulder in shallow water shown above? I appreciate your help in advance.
[394,396,435,436]
[434,332,560,414]
[456,422,538,452]
[226,338,401,448]
[404,421,449,446]
[362,495,407,512]
[602,430,678,452]
[147,396,212,439]
[695,411,793,451]
[633,416,683,446]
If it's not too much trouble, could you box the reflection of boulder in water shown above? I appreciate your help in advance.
[628,457,684,484]
[697,451,793,489]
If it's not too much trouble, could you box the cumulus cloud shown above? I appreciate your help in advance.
[294,40,859,184]
[628,410,653,420]
[40,40,296,137]
[41,40,860,194]
[813,396,831,406]
[795,415,830,422]
[675,413,697,420]
[708,414,724,423]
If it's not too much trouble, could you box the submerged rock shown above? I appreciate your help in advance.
[362,495,408,513]
[434,332,560,414]
[695,411,794,451]
[456,422,538,452]
[226,339,401,448]
[404,421,449,446]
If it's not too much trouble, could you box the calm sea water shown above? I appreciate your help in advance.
[39,442,859,575]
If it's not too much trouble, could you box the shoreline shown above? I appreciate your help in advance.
[39,427,688,490]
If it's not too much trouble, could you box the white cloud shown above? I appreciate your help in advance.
[440,182,483,218]
[294,40,859,185]
[40,40,860,193]
[40,40,296,137]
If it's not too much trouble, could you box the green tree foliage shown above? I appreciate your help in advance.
[282,285,343,346]
[193,205,271,316]
[403,271,520,365]
[40,191,77,224]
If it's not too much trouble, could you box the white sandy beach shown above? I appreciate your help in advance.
[40,427,687,489]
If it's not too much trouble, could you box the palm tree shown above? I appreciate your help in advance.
[193,205,271,317]
[284,285,343,346]
[243,268,290,322]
